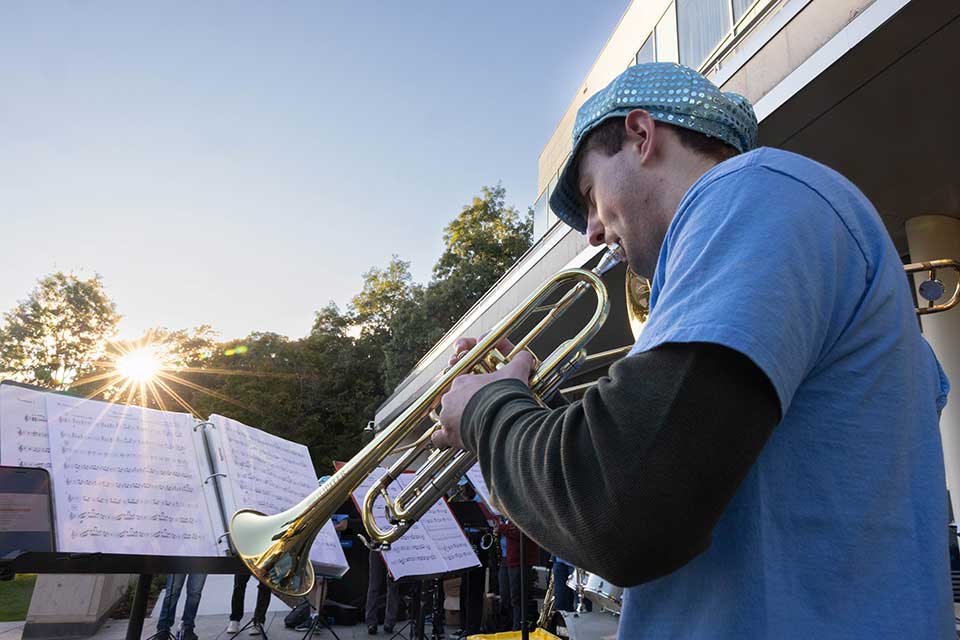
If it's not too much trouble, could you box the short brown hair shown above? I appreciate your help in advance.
[581,116,739,163]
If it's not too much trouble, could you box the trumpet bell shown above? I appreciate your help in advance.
[231,507,316,596]
[625,270,651,340]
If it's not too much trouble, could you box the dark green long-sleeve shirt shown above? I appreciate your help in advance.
[459,342,780,587]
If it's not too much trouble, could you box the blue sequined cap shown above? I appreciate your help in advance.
[549,62,758,233]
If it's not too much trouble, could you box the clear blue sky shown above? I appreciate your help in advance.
[0,2,629,341]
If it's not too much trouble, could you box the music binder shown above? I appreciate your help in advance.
[0,380,348,577]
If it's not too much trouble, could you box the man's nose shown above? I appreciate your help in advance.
[586,214,605,247]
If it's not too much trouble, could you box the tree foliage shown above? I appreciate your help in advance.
[350,257,421,338]
[433,184,533,303]
[0,272,119,389]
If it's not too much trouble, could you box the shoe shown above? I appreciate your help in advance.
[249,623,264,636]
[227,621,241,634]
[367,625,378,635]
[294,616,314,632]
[383,625,394,633]
[182,630,198,640]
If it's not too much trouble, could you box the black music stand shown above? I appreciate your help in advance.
[381,579,417,640]
[296,578,341,640]
[389,575,445,640]
[425,577,445,640]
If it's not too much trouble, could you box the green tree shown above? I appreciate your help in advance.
[0,272,120,389]
[298,304,385,472]
[180,332,302,430]
[381,185,533,390]
[432,183,533,308]
[350,257,421,337]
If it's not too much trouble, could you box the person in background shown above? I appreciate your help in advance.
[550,556,578,613]
[495,519,511,631]
[365,547,400,635]
[501,520,539,631]
[226,570,271,636]
[155,573,206,640]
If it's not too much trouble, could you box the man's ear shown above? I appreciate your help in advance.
[624,109,656,162]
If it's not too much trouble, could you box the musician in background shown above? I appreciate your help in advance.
[433,62,953,638]
[365,547,400,635]
[155,573,206,640]
[226,570,271,635]
[500,519,539,631]
[495,519,511,631]
[549,556,579,613]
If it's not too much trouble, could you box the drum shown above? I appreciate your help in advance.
[566,570,623,614]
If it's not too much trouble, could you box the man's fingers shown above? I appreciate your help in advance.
[431,429,449,449]
[497,350,535,380]
[495,338,517,355]
[454,337,476,353]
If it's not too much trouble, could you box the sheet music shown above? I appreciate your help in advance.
[465,464,500,515]
[397,474,478,573]
[0,384,52,470]
[352,469,479,580]
[210,414,348,576]
[45,394,220,556]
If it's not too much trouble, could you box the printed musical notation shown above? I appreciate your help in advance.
[69,526,204,541]
[209,414,348,574]
[351,470,479,580]
[46,395,220,556]
[0,385,53,470]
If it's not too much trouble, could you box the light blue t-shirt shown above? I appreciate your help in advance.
[619,148,953,638]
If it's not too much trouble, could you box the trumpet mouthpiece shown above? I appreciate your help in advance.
[594,243,623,275]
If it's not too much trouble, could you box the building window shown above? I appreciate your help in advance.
[677,0,732,69]
[635,34,655,65]
[655,3,680,63]
[546,173,560,229]
[733,0,756,24]
[533,190,548,240]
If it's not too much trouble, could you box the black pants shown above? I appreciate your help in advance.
[508,566,536,631]
[230,573,272,624]
[459,566,484,633]
[365,550,400,627]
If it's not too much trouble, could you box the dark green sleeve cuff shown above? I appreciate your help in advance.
[460,378,538,454]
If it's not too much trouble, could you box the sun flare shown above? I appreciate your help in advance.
[115,346,163,383]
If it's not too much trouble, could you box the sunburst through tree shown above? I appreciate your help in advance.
[69,328,272,417]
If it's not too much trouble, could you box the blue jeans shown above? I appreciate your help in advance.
[552,562,575,612]
[156,574,207,632]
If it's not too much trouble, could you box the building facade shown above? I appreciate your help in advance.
[376,0,960,517]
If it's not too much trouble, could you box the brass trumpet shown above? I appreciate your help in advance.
[228,245,623,596]
[904,259,960,315]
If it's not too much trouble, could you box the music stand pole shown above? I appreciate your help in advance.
[301,578,340,640]
[125,574,152,640]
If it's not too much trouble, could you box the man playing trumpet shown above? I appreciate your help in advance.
[432,63,953,638]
